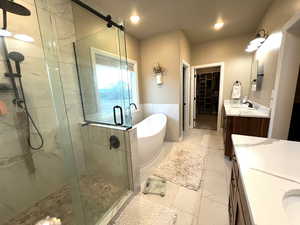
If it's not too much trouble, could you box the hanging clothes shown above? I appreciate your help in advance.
[231,81,242,99]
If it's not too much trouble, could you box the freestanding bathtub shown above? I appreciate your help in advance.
[133,113,167,168]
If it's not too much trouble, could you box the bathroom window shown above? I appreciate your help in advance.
[90,48,139,122]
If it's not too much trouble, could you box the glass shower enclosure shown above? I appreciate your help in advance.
[0,0,136,225]
[72,1,133,128]
[71,1,137,225]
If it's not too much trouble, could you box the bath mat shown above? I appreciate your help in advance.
[143,177,166,197]
[153,145,206,191]
[113,195,177,225]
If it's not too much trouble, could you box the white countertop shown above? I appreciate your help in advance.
[232,135,300,225]
[224,100,270,118]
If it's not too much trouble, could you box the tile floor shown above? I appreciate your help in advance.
[138,128,232,225]
[195,115,218,130]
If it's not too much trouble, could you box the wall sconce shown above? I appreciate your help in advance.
[245,29,268,53]
[153,63,165,85]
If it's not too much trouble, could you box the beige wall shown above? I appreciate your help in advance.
[191,33,253,100]
[140,31,181,104]
[250,0,300,107]
[259,0,300,33]
[179,31,192,64]
[140,30,190,141]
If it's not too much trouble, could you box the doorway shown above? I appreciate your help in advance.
[181,62,190,133]
[288,67,300,141]
[194,66,221,130]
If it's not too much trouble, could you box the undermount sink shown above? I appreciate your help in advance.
[283,190,300,225]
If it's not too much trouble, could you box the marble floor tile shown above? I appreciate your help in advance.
[176,210,194,225]
[172,186,201,215]
[205,149,231,176]
[196,197,229,225]
[202,169,229,205]
[118,128,230,225]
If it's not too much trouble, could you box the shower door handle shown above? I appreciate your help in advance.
[113,105,124,126]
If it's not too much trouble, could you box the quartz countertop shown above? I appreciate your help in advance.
[232,134,300,225]
[224,100,270,118]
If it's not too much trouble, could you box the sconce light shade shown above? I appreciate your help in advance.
[250,36,266,45]
[245,29,268,53]
[245,45,257,53]
[156,73,163,85]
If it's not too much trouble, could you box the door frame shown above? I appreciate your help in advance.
[268,12,300,139]
[180,60,191,137]
[191,62,225,131]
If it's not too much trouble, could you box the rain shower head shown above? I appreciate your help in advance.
[8,51,25,63]
[0,0,31,16]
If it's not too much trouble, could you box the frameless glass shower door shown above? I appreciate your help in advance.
[71,2,133,225]
[73,3,132,128]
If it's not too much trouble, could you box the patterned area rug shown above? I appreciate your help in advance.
[153,144,207,191]
[114,195,177,225]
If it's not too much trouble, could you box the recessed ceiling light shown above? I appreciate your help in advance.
[14,34,34,42]
[130,15,140,24]
[214,22,224,30]
[0,29,12,37]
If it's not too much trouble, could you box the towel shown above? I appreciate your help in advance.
[0,100,8,115]
[231,81,242,99]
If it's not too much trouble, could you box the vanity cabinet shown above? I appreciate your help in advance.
[223,108,270,158]
[229,157,253,225]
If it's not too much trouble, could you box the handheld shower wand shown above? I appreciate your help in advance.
[5,51,44,150]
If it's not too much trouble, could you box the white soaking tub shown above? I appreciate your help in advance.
[133,113,167,168]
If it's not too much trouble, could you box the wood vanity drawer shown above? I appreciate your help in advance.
[224,115,270,158]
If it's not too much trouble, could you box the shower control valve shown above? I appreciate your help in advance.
[109,135,120,149]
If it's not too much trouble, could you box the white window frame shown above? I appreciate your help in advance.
[90,47,140,111]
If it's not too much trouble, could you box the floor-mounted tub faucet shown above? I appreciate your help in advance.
[130,103,137,110]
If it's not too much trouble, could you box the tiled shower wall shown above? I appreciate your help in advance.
[0,0,86,222]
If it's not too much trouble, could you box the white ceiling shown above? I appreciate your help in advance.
[84,0,274,44]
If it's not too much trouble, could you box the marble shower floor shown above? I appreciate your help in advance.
[120,129,232,225]
[3,175,124,225]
